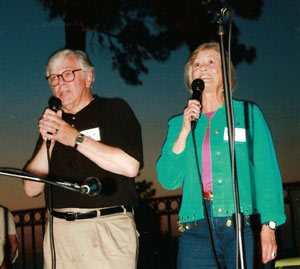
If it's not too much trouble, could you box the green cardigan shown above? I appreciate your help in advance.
[156,100,286,226]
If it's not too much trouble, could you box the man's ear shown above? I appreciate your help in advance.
[85,71,93,88]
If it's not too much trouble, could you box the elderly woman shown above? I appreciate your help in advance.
[156,42,285,268]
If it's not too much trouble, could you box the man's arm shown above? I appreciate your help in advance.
[76,135,140,178]
[25,107,141,192]
[41,108,141,177]
[23,141,49,197]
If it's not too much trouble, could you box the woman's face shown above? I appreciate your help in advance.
[191,48,223,93]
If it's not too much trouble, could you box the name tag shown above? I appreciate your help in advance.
[81,127,101,141]
[224,127,246,142]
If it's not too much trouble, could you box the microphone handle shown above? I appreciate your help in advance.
[46,139,51,148]
[190,96,202,131]
[46,97,61,149]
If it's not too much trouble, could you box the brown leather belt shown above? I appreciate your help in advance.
[51,206,132,221]
[203,190,213,201]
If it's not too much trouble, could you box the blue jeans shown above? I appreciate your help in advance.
[177,200,260,269]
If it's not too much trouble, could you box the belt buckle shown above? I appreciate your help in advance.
[203,191,213,201]
[206,196,213,202]
[65,212,77,221]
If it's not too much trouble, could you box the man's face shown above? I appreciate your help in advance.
[49,55,92,113]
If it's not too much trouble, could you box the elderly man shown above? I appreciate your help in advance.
[24,49,143,268]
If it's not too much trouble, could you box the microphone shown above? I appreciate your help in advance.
[80,177,102,196]
[56,176,116,196]
[48,96,62,112]
[46,96,62,148]
[191,79,205,130]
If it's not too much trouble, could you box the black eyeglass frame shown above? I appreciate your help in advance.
[46,69,82,86]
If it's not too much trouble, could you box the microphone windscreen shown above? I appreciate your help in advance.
[191,79,205,100]
[48,96,62,112]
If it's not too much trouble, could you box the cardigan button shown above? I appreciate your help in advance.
[218,208,223,214]
[215,129,219,134]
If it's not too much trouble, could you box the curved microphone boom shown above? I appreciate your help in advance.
[191,79,205,130]
[220,7,231,17]
[46,97,62,148]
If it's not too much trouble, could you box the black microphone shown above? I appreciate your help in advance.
[80,177,102,196]
[191,79,205,130]
[48,96,62,112]
[46,96,62,148]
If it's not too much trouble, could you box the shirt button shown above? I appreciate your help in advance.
[218,179,222,184]
[215,129,219,134]
[71,124,75,127]
[216,152,221,156]
[72,117,76,120]
[218,208,223,214]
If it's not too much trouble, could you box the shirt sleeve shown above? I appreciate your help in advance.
[156,116,186,190]
[6,211,17,235]
[108,98,144,169]
[250,103,286,226]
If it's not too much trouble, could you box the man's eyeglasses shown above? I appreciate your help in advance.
[46,69,82,86]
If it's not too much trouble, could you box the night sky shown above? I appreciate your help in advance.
[0,0,299,210]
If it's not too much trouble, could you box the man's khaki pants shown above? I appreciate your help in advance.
[44,208,138,269]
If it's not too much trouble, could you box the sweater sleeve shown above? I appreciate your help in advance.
[156,116,186,190]
[250,104,286,226]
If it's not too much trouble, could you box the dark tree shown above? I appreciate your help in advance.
[37,0,263,85]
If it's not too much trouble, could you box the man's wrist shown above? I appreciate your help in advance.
[74,133,84,149]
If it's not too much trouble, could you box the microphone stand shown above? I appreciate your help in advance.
[0,167,85,194]
[217,11,245,269]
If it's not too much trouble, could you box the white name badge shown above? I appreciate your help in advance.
[224,127,246,142]
[81,127,101,141]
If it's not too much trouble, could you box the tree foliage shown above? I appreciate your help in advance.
[37,0,263,85]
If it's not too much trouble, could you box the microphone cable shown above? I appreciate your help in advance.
[46,142,56,269]
[45,96,61,269]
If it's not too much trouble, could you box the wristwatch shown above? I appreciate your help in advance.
[265,221,277,231]
[74,134,84,149]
